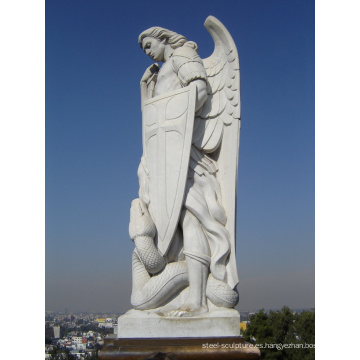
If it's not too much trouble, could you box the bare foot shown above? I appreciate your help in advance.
[165,303,208,317]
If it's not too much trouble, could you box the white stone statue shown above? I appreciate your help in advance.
[128,15,241,319]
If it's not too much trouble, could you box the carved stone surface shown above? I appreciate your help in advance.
[142,85,196,255]
[123,15,242,333]
[118,308,240,338]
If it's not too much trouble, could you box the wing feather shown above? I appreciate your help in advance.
[211,72,222,95]
[225,85,234,101]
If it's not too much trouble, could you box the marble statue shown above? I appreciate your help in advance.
[128,15,241,319]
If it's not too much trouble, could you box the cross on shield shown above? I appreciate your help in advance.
[142,85,196,256]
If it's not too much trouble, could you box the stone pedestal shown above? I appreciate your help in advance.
[99,336,261,359]
[117,308,240,338]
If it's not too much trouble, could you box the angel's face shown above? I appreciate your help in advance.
[142,37,166,62]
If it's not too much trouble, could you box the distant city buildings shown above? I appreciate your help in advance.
[45,311,119,359]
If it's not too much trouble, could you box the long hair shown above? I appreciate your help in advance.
[138,27,198,51]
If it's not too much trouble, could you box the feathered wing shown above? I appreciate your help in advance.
[193,16,241,289]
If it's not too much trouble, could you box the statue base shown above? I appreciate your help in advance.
[117,308,240,338]
[99,336,260,359]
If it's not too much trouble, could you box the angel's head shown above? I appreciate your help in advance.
[138,27,197,62]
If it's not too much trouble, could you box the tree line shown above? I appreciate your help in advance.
[242,306,315,360]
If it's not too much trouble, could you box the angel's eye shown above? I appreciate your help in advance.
[144,43,150,50]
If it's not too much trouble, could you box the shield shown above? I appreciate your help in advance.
[142,85,196,256]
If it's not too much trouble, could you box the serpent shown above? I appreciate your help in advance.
[129,199,239,311]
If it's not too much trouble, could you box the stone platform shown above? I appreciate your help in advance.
[99,336,261,359]
[117,308,240,338]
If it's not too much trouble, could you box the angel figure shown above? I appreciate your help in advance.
[128,16,241,317]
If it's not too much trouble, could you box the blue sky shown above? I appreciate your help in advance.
[45,0,314,313]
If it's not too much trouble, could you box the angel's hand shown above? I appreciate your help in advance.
[140,63,159,84]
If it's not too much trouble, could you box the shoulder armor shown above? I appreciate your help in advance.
[172,46,207,86]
